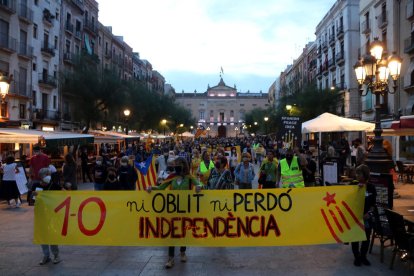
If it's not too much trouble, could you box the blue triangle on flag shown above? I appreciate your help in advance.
[135,154,153,175]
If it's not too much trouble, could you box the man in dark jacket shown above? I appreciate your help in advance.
[118,156,138,190]
[93,156,107,190]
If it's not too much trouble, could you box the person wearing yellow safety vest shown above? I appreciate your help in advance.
[258,150,279,188]
[196,150,215,186]
[277,148,305,188]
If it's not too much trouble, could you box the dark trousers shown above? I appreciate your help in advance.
[82,164,92,182]
[168,246,186,257]
[351,227,372,259]
[262,181,276,189]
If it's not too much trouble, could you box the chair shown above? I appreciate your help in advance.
[384,209,414,270]
[369,206,394,263]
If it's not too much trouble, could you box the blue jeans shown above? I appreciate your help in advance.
[41,244,59,257]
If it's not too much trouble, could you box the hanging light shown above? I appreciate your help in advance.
[363,54,377,80]
[369,37,384,61]
[0,73,10,100]
[377,59,389,83]
[354,60,366,85]
[387,52,402,81]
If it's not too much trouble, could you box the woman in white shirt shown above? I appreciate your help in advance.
[2,156,21,207]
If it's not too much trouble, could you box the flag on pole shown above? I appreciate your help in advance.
[134,155,157,190]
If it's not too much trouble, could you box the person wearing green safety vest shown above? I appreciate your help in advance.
[196,150,215,186]
[252,141,259,164]
[277,148,305,188]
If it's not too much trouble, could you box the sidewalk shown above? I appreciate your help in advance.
[0,179,411,275]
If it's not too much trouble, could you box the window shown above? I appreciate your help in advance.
[240,104,244,106]
[32,90,37,106]
[33,63,36,71]
[19,104,26,119]
[53,95,57,109]
[362,89,373,111]
[199,111,205,120]
[219,112,224,121]
[54,36,58,49]
[34,0,38,5]
[1,102,7,118]
[33,24,38,39]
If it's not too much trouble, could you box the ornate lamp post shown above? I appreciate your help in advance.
[354,37,402,173]
[123,109,131,135]
[264,116,269,135]
[0,73,10,102]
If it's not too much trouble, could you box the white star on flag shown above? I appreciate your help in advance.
[139,162,146,169]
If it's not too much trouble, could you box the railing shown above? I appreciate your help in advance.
[361,20,370,34]
[407,0,414,20]
[404,36,414,54]
[377,11,387,27]
[18,4,33,22]
[336,25,344,38]
[74,30,81,40]
[328,58,335,69]
[0,34,17,52]
[65,22,74,33]
[38,73,57,87]
[35,109,60,121]
[321,41,328,50]
[335,51,344,63]
[41,41,55,56]
[83,19,97,34]
[63,52,73,63]
[0,0,16,13]
[18,42,33,57]
[329,34,335,45]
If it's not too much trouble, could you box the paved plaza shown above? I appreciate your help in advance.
[0,176,413,275]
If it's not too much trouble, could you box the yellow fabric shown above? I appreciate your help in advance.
[280,157,305,188]
[34,187,366,246]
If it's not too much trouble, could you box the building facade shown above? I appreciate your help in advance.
[315,0,360,118]
[175,78,269,137]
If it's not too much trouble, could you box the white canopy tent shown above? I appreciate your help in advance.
[302,113,375,134]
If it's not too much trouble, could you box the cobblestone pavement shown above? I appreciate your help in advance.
[0,168,412,275]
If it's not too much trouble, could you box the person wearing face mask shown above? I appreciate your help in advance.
[302,151,317,187]
[104,167,119,190]
[277,148,305,188]
[196,150,215,186]
[207,156,233,190]
[117,156,138,190]
[155,148,169,178]
[33,167,62,265]
[190,149,201,176]
[147,157,202,269]
[229,147,238,179]
[93,156,107,190]
[234,152,255,189]
[259,150,279,189]
[62,153,77,190]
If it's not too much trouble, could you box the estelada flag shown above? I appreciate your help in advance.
[134,154,157,190]
[194,129,207,138]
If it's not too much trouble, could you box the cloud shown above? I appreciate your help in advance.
[97,0,334,92]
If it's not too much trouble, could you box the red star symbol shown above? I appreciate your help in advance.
[323,192,336,207]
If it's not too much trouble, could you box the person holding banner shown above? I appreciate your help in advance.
[196,151,215,186]
[259,150,279,189]
[234,152,255,189]
[351,164,376,267]
[207,156,233,190]
[147,157,202,269]
[34,167,62,265]
[277,148,305,188]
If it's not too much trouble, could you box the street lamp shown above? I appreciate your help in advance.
[123,109,131,135]
[353,37,402,173]
[264,116,269,135]
[0,73,10,102]
[235,126,238,137]
[161,119,167,135]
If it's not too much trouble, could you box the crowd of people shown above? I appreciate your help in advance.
[0,134,377,269]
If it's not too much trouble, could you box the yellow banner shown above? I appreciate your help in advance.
[34,186,366,246]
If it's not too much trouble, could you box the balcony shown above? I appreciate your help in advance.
[329,34,335,46]
[407,0,414,21]
[0,0,16,14]
[405,36,414,54]
[0,35,17,53]
[18,4,33,24]
[104,50,111,59]
[41,41,55,57]
[317,46,322,58]
[14,83,30,97]
[43,9,54,26]
[38,73,57,88]
[316,66,323,79]
[335,51,345,65]
[74,30,82,40]
[328,58,336,71]
[34,109,60,121]
[322,41,328,51]
[83,19,97,35]
[336,25,344,39]
[63,52,74,64]
[18,42,33,59]
[377,11,387,28]
[65,22,74,34]
[70,0,84,13]
[361,20,370,34]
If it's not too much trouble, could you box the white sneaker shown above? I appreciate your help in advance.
[16,199,21,207]
[180,252,187,262]
[8,199,16,208]
[165,258,174,269]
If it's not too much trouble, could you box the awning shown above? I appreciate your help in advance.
[90,130,140,144]
[302,113,375,133]
[0,129,94,146]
